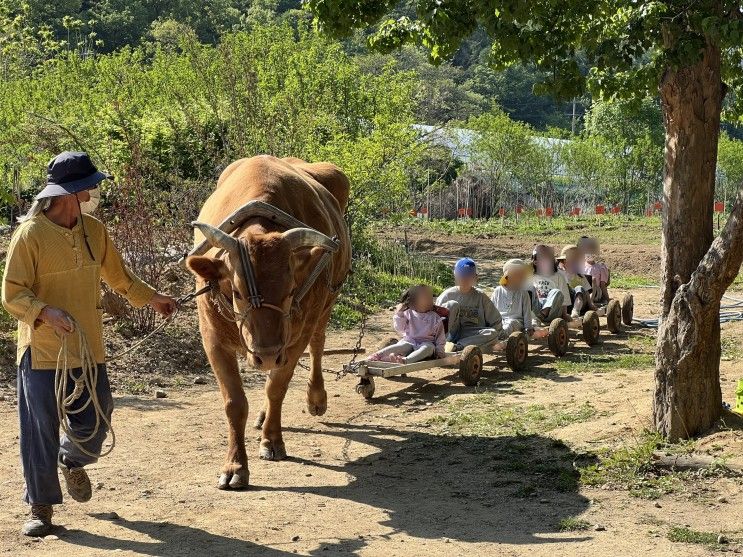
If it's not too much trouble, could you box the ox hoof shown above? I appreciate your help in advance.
[307,389,327,417]
[218,469,250,490]
[259,440,287,461]
[253,410,266,430]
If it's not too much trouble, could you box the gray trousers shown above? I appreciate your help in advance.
[528,287,565,325]
[375,340,436,363]
[441,301,502,346]
[502,319,525,336]
[17,348,113,505]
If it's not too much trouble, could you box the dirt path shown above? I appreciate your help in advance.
[1,288,741,556]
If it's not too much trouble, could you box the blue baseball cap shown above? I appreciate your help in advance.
[454,257,477,277]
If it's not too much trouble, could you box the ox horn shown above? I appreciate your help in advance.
[282,228,339,252]
[191,221,240,254]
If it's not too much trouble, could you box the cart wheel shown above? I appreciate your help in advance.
[459,345,483,386]
[355,377,375,400]
[547,318,570,356]
[606,299,622,334]
[621,293,634,326]
[506,331,529,371]
[582,310,600,346]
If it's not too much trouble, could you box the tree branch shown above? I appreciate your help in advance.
[687,185,743,301]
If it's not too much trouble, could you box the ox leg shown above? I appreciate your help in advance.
[207,345,250,489]
[259,367,294,461]
[307,321,329,417]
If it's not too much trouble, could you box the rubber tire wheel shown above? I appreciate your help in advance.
[582,310,600,346]
[506,331,529,371]
[621,293,634,326]
[547,318,570,356]
[606,299,622,334]
[459,345,483,386]
[355,377,375,399]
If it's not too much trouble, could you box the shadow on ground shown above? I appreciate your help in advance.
[271,423,594,546]
[61,517,364,556]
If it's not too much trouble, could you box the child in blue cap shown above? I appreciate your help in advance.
[436,258,503,351]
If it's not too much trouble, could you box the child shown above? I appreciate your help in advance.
[578,236,610,304]
[556,245,595,319]
[436,258,503,351]
[529,244,571,323]
[369,284,445,363]
[491,258,534,336]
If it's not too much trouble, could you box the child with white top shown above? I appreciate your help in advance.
[436,258,503,351]
[491,258,533,336]
[529,244,571,324]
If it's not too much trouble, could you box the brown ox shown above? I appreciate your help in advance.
[186,155,350,489]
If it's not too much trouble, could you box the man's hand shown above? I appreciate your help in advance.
[150,293,177,317]
[39,306,75,336]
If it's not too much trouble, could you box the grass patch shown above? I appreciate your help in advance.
[577,431,719,500]
[428,395,598,437]
[554,352,654,374]
[721,335,743,361]
[384,215,663,246]
[610,274,657,289]
[667,526,723,548]
[557,517,591,532]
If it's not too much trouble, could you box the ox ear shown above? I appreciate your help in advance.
[186,255,227,282]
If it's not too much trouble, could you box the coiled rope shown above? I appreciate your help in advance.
[53,285,211,459]
[55,321,115,458]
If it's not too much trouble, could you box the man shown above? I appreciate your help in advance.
[1,151,177,536]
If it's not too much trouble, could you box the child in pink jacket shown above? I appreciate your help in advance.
[369,284,446,363]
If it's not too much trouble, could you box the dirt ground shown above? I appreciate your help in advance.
[0,284,742,557]
[0,225,741,556]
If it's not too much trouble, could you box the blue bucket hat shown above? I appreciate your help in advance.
[454,257,477,277]
[35,151,112,200]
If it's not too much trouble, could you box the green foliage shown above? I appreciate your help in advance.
[717,132,743,203]
[306,1,743,118]
[0,23,422,223]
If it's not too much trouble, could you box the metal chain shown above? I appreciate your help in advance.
[339,308,367,379]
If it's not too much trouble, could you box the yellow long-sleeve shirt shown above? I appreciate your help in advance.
[2,213,156,368]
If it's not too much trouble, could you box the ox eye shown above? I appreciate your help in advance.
[233,290,242,300]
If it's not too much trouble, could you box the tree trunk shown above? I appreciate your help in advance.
[654,43,728,440]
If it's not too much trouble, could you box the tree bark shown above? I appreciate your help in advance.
[655,43,730,440]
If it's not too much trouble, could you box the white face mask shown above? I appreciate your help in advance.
[79,188,101,214]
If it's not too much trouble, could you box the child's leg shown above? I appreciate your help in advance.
[600,282,609,303]
[527,285,541,316]
[571,287,586,318]
[440,300,461,342]
[457,328,500,347]
[403,342,435,363]
[371,340,414,361]
[541,288,565,323]
[502,319,523,337]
